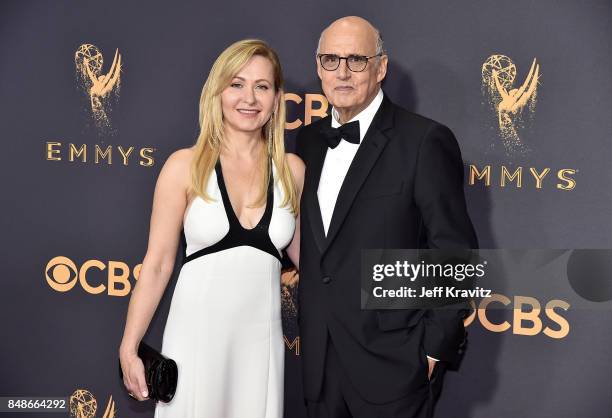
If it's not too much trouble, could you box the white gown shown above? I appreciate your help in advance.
[154,159,295,418]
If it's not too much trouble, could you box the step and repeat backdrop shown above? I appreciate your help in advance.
[1,1,611,417]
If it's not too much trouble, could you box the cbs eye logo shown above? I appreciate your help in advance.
[45,256,141,296]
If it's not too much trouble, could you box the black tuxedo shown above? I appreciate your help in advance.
[295,95,478,406]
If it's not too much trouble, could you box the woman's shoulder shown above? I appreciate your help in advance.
[157,147,196,187]
[285,152,304,173]
[167,146,196,164]
[285,152,305,189]
[163,146,196,172]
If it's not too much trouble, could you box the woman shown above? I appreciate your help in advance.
[119,39,304,418]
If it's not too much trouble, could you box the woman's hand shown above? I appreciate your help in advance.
[120,351,149,401]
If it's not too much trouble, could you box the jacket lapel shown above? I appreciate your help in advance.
[322,96,395,255]
[303,121,329,253]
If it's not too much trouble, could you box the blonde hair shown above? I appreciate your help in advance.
[189,39,298,214]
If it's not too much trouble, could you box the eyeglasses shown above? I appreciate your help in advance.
[317,53,383,72]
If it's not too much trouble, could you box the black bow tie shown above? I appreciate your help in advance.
[320,120,360,149]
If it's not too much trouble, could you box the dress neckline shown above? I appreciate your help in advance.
[214,158,273,232]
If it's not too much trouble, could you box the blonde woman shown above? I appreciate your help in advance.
[119,39,304,418]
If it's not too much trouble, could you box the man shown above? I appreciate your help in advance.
[295,16,478,418]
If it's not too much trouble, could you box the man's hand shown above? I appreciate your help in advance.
[427,357,437,380]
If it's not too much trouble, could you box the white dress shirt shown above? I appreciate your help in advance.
[317,88,384,235]
[317,88,439,363]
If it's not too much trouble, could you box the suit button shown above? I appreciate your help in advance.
[322,276,331,284]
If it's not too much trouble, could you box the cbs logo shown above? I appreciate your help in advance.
[284,93,328,130]
[45,256,141,296]
[464,294,570,339]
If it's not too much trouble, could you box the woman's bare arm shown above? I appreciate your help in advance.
[285,153,305,273]
[119,148,193,356]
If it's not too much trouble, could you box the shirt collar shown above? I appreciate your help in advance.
[331,88,384,142]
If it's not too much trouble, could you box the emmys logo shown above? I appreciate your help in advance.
[69,389,115,418]
[45,141,156,167]
[75,44,122,132]
[468,164,577,191]
[482,55,541,154]
[45,256,142,296]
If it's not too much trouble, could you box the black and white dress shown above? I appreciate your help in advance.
[154,159,295,418]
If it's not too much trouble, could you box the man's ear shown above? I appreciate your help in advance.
[377,55,388,83]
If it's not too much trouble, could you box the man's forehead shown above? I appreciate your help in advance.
[319,32,377,55]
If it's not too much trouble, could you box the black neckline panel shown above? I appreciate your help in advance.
[182,158,281,265]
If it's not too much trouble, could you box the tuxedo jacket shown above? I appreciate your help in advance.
[295,95,478,404]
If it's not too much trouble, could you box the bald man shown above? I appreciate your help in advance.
[295,16,478,418]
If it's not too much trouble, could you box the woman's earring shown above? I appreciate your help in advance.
[268,113,275,153]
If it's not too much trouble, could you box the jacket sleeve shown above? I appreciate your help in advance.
[413,123,478,364]
[294,125,308,162]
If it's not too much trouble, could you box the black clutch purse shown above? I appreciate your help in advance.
[119,341,178,403]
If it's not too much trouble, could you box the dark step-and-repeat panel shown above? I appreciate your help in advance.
[1,1,611,417]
